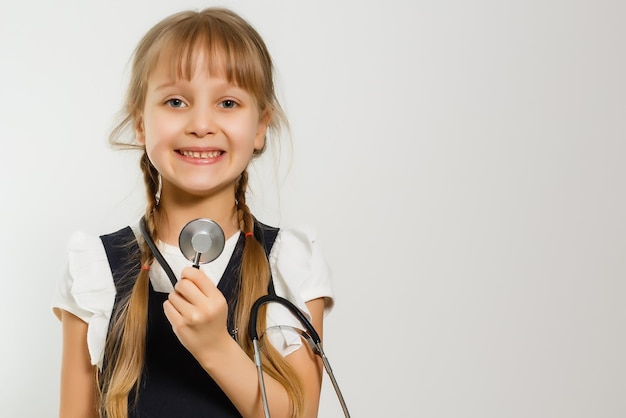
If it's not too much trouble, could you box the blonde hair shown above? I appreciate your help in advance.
[102,8,303,417]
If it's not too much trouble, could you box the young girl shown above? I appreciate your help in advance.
[52,7,333,418]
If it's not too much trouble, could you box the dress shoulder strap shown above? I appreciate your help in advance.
[100,226,141,308]
[253,219,280,295]
[99,226,141,372]
[253,220,279,256]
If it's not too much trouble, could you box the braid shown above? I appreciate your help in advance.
[234,170,305,417]
[100,152,159,418]
[235,171,253,233]
[141,153,160,209]
[234,169,268,345]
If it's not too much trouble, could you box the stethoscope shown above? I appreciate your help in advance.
[139,216,351,417]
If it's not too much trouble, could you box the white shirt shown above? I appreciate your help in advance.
[52,224,334,369]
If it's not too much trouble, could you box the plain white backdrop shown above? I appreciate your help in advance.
[1,0,624,416]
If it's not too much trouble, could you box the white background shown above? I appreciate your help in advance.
[1,0,625,417]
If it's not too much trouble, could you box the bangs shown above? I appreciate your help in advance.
[147,13,270,104]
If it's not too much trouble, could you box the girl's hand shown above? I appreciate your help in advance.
[163,266,231,361]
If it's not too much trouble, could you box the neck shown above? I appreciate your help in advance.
[155,185,241,246]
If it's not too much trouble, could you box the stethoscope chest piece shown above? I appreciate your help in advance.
[179,218,225,266]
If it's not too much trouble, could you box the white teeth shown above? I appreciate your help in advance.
[180,150,222,158]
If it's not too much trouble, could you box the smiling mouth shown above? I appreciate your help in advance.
[178,150,224,159]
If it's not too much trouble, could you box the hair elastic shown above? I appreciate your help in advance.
[141,265,150,271]
[245,231,254,238]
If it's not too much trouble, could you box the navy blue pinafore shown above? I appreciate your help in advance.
[99,220,278,417]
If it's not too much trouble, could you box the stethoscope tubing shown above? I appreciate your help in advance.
[140,216,350,417]
[250,295,351,418]
[139,216,178,286]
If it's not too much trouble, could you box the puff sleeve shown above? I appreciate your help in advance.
[51,231,116,369]
[264,226,335,356]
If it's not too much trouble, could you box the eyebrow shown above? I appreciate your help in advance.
[153,80,178,91]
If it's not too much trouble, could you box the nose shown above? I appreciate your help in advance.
[187,105,216,138]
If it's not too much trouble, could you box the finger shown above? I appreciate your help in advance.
[179,267,219,297]
[163,299,183,328]
[166,287,197,319]
[173,278,221,315]
[173,277,205,303]
[170,276,226,321]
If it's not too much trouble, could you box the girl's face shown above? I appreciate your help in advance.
[137,51,268,201]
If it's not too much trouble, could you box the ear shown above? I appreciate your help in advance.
[254,110,271,151]
[135,117,146,145]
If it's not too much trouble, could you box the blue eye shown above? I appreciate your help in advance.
[220,100,237,109]
[166,98,186,108]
